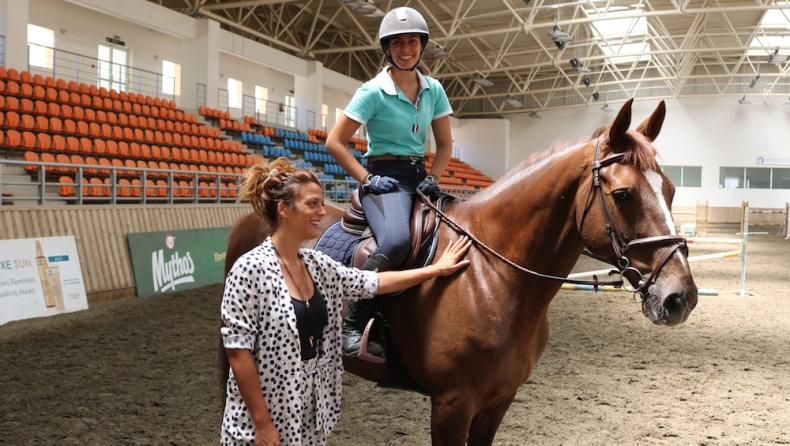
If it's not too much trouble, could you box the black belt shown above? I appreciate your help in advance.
[367,155,424,164]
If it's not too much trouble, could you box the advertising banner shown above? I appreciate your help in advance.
[127,227,230,298]
[0,236,89,326]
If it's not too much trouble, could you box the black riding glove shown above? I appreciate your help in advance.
[417,174,441,196]
[362,174,399,195]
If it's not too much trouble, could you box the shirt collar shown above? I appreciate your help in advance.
[375,66,430,96]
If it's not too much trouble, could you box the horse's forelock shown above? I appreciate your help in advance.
[620,130,659,172]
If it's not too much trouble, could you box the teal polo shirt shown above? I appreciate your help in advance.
[344,67,453,158]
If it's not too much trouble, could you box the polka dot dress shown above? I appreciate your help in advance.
[221,237,378,446]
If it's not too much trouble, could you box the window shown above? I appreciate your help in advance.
[228,78,242,109]
[719,166,787,189]
[98,44,129,92]
[285,94,296,127]
[335,107,344,124]
[28,24,54,69]
[585,7,651,65]
[772,168,790,190]
[745,168,771,189]
[661,165,701,187]
[161,60,181,96]
[321,104,328,129]
[747,3,790,58]
[720,167,744,188]
[255,86,268,115]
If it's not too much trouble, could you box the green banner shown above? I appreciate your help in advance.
[127,227,230,298]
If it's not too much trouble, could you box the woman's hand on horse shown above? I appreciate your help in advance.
[433,236,472,276]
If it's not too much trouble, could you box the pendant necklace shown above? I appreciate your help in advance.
[273,245,315,347]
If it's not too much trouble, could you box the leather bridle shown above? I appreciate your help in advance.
[576,138,688,297]
[417,137,688,298]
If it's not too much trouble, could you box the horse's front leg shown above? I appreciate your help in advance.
[430,393,476,446]
[467,393,517,446]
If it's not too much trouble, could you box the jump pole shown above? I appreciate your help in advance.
[560,283,720,296]
[725,206,758,297]
[786,203,790,240]
[565,238,743,298]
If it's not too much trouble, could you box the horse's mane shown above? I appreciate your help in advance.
[469,128,659,202]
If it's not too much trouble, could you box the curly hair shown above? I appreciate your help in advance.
[239,157,320,226]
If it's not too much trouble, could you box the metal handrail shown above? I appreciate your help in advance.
[26,43,175,101]
[0,158,368,205]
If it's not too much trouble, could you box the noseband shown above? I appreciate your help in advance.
[417,137,688,297]
[578,138,688,297]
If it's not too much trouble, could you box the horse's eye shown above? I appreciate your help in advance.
[612,190,632,203]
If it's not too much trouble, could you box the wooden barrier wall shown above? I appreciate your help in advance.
[0,204,250,300]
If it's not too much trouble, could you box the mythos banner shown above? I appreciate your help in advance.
[127,228,230,298]
[0,236,89,326]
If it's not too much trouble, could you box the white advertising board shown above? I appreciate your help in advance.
[0,236,89,326]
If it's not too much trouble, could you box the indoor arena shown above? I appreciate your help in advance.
[1,0,789,445]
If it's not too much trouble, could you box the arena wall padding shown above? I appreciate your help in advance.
[0,204,250,300]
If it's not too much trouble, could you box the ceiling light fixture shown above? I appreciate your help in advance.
[738,95,752,105]
[582,77,591,87]
[529,111,542,118]
[601,103,614,112]
[548,26,570,50]
[750,75,766,89]
[569,58,592,73]
[425,40,453,60]
[472,72,495,87]
[338,0,384,17]
[768,48,787,64]
[505,95,523,108]
[592,92,600,101]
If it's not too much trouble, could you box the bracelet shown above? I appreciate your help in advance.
[361,173,373,192]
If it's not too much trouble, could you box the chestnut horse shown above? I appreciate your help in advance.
[221,99,698,445]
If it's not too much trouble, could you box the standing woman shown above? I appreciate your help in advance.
[220,157,469,446]
[325,7,454,357]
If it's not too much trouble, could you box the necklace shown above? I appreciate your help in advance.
[273,244,315,347]
[272,245,312,309]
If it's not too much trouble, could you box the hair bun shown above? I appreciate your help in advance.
[263,168,279,188]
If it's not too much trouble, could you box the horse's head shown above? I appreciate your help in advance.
[577,99,697,326]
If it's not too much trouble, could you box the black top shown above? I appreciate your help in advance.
[291,283,328,360]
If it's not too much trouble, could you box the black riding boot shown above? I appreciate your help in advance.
[342,253,389,357]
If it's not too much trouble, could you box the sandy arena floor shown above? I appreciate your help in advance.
[1,225,788,445]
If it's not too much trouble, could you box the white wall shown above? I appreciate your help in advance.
[507,97,790,207]
[452,118,509,179]
[30,0,181,76]
[218,51,294,118]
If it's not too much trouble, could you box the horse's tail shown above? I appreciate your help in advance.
[219,324,230,411]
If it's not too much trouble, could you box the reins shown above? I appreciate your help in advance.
[415,188,624,290]
[418,137,688,295]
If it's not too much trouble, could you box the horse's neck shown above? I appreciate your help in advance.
[452,150,589,280]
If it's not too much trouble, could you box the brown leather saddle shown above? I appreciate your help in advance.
[340,189,453,270]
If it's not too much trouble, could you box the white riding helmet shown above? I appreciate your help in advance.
[378,7,430,71]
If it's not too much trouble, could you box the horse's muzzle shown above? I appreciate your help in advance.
[643,279,698,326]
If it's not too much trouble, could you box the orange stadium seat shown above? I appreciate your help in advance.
[59,177,76,197]
[24,151,40,173]
[85,156,99,175]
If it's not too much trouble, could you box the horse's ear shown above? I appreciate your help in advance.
[635,100,666,142]
[607,99,633,148]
